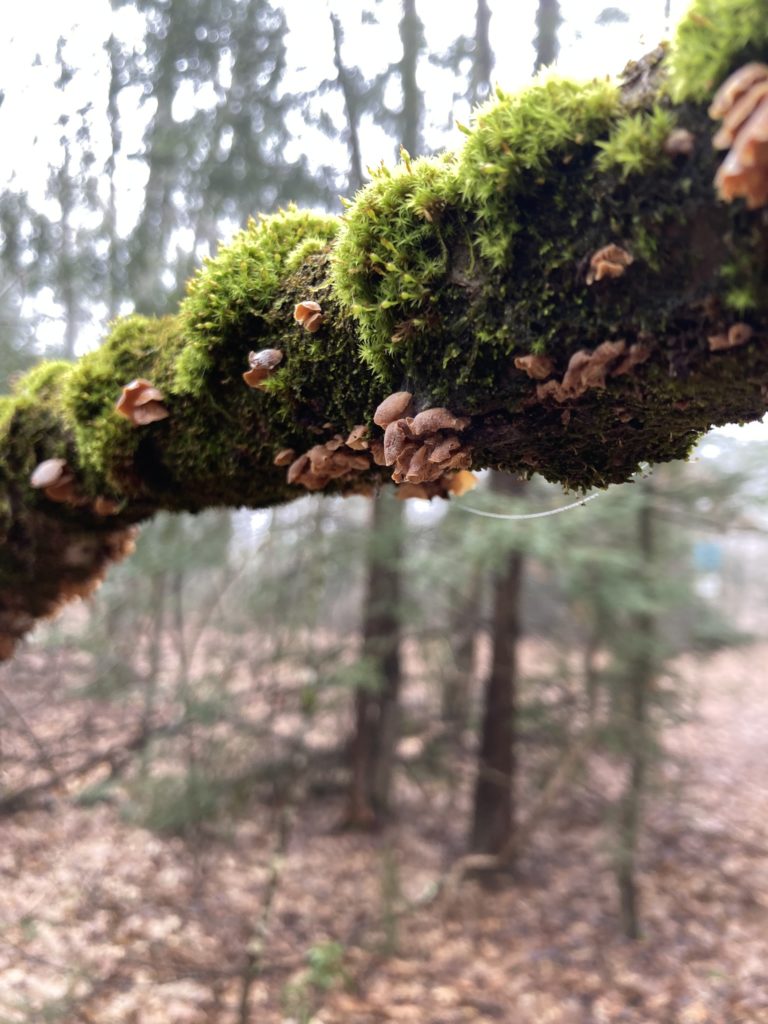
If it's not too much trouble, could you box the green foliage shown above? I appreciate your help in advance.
[594,105,676,180]
[668,0,768,103]
[331,153,460,378]
[458,75,619,267]
[282,942,347,1024]
[176,208,339,396]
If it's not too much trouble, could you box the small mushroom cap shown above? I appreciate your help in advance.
[709,62,768,120]
[303,312,324,333]
[116,379,169,425]
[514,354,555,380]
[132,401,170,425]
[346,425,369,450]
[243,367,269,389]
[383,419,409,466]
[248,348,283,371]
[708,322,754,350]
[294,300,322,324]
[273,448,296,466]
[287,453,311,485]
[586,244,634,285]
[409,407,470,437]
[713,80,768,148]
[373,391,413,428]
[30,458,71,489]
[445,470,478,496]
[663,128,695,156]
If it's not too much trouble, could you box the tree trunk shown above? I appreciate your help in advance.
[616,480,656,939]
[533,0,562,73]
[470,473,525,856]
[346,490,404,827]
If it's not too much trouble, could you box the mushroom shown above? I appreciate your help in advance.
[294,300,323,333]
[273,448,296,466]
[115,379,169,426]
[243,348,284,390]
[514,353,555,380]
[345,425,369,450]
[92,497,123,516]
[373,391,413,428]
[663,128,695,156]
[586,244,634,285]
[383,419,411,466]
[409,407,470,437]
[710,63,768,209]
[29,458,86,506]
[708,322,754,351]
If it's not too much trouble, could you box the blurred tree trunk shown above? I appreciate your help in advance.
[442,568,482,732]
[346,491,404,826]
[344,0,425,827]
[469,473,525,855]
[533,0,562,72]
[616,479,656,939]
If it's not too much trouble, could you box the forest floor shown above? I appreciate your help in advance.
[1,640,768,1023]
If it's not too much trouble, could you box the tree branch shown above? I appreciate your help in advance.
[0,0,766,659]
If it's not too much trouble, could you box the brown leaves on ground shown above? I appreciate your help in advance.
[2,642,768,1022]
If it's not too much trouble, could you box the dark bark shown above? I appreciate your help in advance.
[346,491,404,827]
[469,473,525,856]
[616,480,656,939]
[533,0,563,73]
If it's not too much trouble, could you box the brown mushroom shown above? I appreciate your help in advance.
[30,458,70,490]
[383,419,410,465]
[243,348,284,389]
[93,497,123,517]
[345,425,369,450]
[294,300,323,333]
[115,378,170,426]
[373,391,414,428]
[663,128,695,156]
[409,407,470,437]
[273,448,296,467]
[708,322,754,351]
[445,470,478,496]
[514,353,555,380]
[586,244,634,285]
[710,63,768,209]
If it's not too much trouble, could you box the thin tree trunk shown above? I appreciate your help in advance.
[346,490,404,827]
[616,480,656,939]
[470,473,525,856]
[533,0,562,73]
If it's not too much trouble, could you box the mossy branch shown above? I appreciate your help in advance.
[1,0,768,660]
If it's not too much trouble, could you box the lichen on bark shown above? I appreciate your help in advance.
[1,0,767,658]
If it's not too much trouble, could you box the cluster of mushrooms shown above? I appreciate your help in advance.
[710,62,768,209]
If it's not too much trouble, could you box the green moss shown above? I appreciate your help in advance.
[11,360,74,403]
[668,0,768,103]
[330,153,460,380]
[594,105,676,180]
[458,75,619,268]
[285,235,335,275]
[176,206,339,396]
[61,315,184,492]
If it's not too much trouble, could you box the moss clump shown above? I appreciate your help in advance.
[331,153,461,379]
[61,315,183,493]
[594,105,676,180]
[176,206,339,396]
[668,0,768,103]
[458,75,619,268]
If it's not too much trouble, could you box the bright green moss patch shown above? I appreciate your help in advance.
[458,75,619,268]
[61,315,184,492]
[331,154,461,379]
[595,105,676,180]
[668,0,768,103]
[176,207,339,396]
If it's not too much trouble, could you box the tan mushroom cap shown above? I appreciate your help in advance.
[373,391,413,428]
[709,62,768,120]
[409,407,470,437]
[115,378,169,425]
[30,458,71,489]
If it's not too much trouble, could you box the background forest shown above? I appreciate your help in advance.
[2,1,768,1022]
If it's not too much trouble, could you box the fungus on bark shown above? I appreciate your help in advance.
[294,300,323,333]
[710,62,768,208]
[115,379,169,426]
[243,348,284,389]
[585,244,634,285]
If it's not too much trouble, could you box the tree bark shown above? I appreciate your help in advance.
[469,473,525,855]
[1,9,767,659]
[616,479,656,939]
[345,490,404,827]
